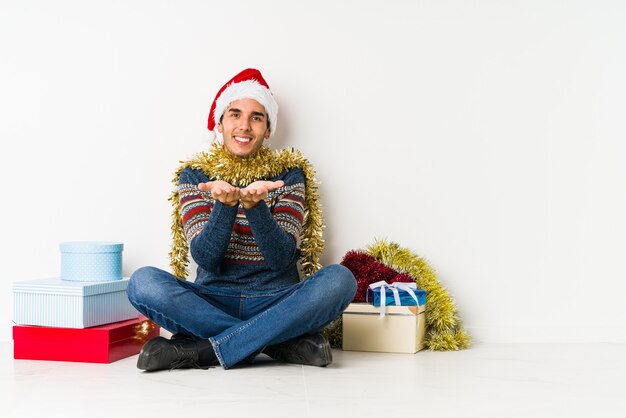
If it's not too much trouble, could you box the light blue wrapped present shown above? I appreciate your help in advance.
[60,241,123,281]
[12,277,138,328]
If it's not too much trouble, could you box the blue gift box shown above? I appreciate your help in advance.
[12,277,138,328]
[366,286,426,307]
[60,241,123,281]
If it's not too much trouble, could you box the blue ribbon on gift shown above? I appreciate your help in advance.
[366,281,426,318]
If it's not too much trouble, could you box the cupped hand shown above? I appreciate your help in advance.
[198,180,240,207]
[240,180,285,209]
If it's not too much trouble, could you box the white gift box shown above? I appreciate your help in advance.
[342,303,426,354]
[12,277,138,328]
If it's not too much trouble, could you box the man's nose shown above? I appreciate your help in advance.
[238,117,251,131]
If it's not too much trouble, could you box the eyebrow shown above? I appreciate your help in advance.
[226,108,266,119]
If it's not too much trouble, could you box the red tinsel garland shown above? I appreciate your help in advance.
[340,250,415,303]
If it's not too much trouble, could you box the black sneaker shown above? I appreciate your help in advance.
[264,333,333,367]
[137,336,209,371]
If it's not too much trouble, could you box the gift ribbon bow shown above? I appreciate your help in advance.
[368,281,420,318]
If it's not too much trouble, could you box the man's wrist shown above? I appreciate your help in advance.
[222,200,240,207]
[241,200,259,210]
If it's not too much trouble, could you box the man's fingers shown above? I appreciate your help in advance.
[213,187,236,196]
[198,181,214,191]
[240,188,260,198]
[202,181,239,195]
[210,188,240,207]
[240,187,267,201]
[214,188,239,198]
[243,180,284,193]
[269,180,285,189]
[265,180,285,190]
[257,180,284,191]
[243,187,263,195]
[199,180,239,193]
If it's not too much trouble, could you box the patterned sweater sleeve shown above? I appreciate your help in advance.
[178,168,238,273]
[243,167,305,271]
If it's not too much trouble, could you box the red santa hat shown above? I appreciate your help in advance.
[207,68,278,141]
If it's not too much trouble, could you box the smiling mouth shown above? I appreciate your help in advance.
[233,136,252,144]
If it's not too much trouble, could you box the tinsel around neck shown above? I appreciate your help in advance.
[168,143,324,280]
[186,144,280,186]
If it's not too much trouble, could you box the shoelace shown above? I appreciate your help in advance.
[169,347,210,371]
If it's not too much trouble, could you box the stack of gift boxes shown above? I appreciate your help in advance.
[12,241,159,363]
[342,281,427,354]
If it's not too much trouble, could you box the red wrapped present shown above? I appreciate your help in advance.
[13,316,159,363]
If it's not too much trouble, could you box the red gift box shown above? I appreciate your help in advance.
[13,316,160,363]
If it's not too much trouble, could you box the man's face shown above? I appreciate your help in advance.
[218,98,271,158]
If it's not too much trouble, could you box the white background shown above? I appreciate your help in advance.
[1,0,624,343]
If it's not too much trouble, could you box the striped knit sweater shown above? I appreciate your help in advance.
[178,166,306,289]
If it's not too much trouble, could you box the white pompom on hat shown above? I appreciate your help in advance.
[207,68,278,141]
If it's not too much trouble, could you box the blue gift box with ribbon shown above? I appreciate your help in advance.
[366,281,426,309]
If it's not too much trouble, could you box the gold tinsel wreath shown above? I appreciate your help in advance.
[168,143,324,280]
[323,238,471,351]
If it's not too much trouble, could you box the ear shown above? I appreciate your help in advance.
[217,122,223,134]
[264,128,271,139]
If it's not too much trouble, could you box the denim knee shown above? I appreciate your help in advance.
[127,266,166,307]
[312,264,357,307]
[328,264,357,304]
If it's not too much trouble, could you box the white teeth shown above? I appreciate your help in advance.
[234,136,251,143]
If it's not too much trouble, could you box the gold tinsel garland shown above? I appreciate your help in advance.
[168,143,324,280]
[366,239,471,350]
[323,238,471,351]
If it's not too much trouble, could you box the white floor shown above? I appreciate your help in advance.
[2,341,625,418]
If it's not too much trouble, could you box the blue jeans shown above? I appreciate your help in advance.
[126,264,356,369]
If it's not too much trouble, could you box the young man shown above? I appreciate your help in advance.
[127,68,357,371]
